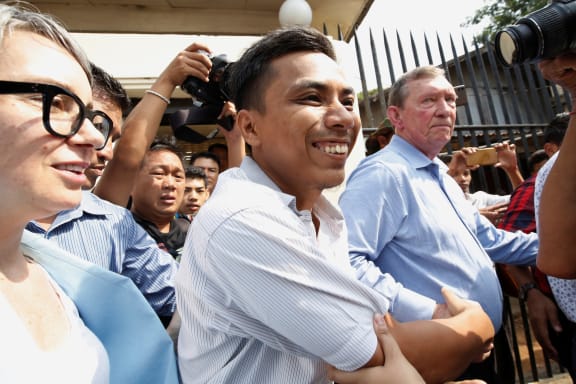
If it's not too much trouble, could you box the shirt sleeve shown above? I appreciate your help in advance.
[474,207,538,266]
[120,214,177,316]
[498,179,536,234]
[339,161,437,322]
[202,205,384,371]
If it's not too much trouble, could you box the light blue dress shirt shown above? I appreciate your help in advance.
[26,191,177,316]
[339,135,538,329]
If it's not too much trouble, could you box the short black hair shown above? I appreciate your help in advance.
[528,149,549,174]
[227,26,335,112]
[142,139,184,169]
[90,62,132,115]
[543,112,569,146]
[185,166,207,186]
[189,151,221,171]
[208,142,228,153]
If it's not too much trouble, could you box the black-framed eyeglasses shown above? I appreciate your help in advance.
[0,81,112,150]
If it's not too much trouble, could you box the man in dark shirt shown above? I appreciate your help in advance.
[131,142,189,260]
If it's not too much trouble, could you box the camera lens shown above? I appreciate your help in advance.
[494,0,576,66]
[495,24,539,66]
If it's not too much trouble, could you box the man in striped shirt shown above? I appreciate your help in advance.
[176,26,494,384]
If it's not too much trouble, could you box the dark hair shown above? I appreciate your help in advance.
[185,166,207,186]
[208,142,228,153]
[142,139,184,168]
[227,26,336,112]
[189,151,221,171]
[543,112,569,146]
[438,153,453,165]
[90,62,131,115]
[528,149,549,174]
[365,120,395,156]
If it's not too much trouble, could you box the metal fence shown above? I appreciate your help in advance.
[343,26,573,383]
[350,28,572,191]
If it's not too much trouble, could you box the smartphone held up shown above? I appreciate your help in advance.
[465,147,498,167]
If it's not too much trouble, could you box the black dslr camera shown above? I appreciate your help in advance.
[181,53,232,108]
[495,0,576,66]
[170,53,234,142]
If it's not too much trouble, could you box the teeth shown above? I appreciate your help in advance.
[56,164,85,173]
[318,143,348,154]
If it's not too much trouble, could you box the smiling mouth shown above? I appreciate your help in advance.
[313,143,349,155]
[54,164,87,175]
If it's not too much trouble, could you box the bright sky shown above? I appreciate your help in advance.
[353,0,489,88]
[359,0,487,36]
[74,0,490,88]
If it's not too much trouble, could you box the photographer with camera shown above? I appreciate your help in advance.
[93,42,243,207]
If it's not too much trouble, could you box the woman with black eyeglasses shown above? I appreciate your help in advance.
[0,4,110,383]
[0,4,179,384]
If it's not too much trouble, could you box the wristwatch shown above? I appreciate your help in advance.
[519,282,539,301]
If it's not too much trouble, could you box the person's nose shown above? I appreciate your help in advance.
[162,176,177,190]
[69,119,106,149]
[435,98,454,117]
[325,101,358,131]
[97,140,114,162]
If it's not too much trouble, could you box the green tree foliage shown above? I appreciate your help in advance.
[463,0,549,42]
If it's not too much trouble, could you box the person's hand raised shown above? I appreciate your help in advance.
[157,42,213,89]
[539,52,576,97]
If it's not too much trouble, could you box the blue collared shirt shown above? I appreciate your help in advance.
[339,136,538,329]
[26,191,177,316]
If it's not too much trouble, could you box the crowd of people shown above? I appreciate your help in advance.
[2,2,576,384]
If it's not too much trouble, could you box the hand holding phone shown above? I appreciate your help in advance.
[465,147,498,166]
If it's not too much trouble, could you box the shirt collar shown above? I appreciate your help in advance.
[237,156,343,221]
[27,191,110,232]
[387,135,437,169]
[385,135,448,174]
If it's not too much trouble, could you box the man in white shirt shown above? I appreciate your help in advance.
[175,26,494,384]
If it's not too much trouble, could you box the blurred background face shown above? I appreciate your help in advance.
[179,177,209,216]
[0,31,99,222]
[83,97,123,189]
[449,166,472,194]
[131,150,185,220]
[191,157,220,193]
[210,146,228,171]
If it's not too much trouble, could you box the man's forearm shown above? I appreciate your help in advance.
[387,308,494,384]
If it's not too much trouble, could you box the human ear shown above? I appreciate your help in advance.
[236,110,261,148]
[387,106,402,132]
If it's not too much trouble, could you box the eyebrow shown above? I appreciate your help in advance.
[292,80,355,96]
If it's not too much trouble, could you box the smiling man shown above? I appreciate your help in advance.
[83,63,131,189]
[175,28,494,384]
